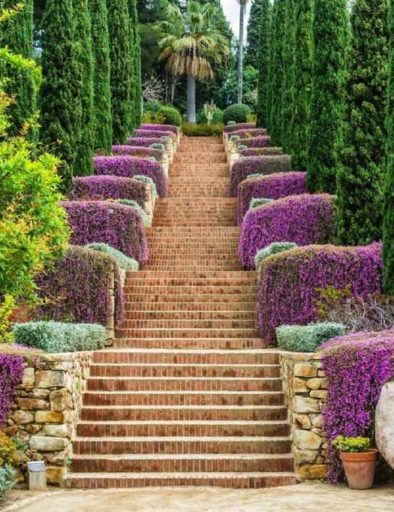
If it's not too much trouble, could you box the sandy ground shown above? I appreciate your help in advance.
[1,483,394,512]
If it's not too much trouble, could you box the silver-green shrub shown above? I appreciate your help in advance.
[0,465,15,501]
[133,175,158,199]
[249,197,274,210]
[276,322,346,352]
[116,199,150,227]
[254,242,298,269]
[86,243,139,271]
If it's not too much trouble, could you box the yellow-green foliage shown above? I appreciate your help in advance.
[333,435,371,453]
[0,433,17,466]
[0,296,15,344]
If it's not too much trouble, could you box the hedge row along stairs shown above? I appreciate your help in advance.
[66,137,296,488]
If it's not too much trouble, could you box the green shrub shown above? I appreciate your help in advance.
[0,465,15,501]
[157,105,182,126]
[86,243,139,271]
[133,175,158,199]
[276,322,345,352]
[249,198,274,210]
[13,321,107,353]
[332,435,371,453]
[116,199,150,227]
[255,241,298,269]
[181,123,223,136]
[223,104,252,125]
[144,100,163,114]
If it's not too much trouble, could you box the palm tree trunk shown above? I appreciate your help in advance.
[238,3,246,104]
[187,74,196,123]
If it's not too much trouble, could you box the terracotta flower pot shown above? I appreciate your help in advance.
[340,449,378,490]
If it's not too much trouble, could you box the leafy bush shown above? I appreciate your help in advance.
[223,122,255,133]
[249,198,274,210]
[0,433,17,466]
[197,107,224,124]
[239,147,283,157]
[239,194,335,268]
[182,123,224,136]
[157,105,182,126]
[237,172,307,223]
[0,296,15,344]
[236,135,271,148]
[141,123,179,135]
[143,100,163,114]
[71,176,148,208]
[62,201,148,263]
[332,436,372,453]
[276,322,345,352]
[116,199,150,227]
[0,465,15,501]
[230,156,292,196]
[112,145,164,161]
[87,243,139,271]
[36,246,124,326]
[13,321,107,353]
[94,155,167,197]
[254,242,298,270]
[322,329,394,482]
[257,243,382,343]
[223,104,252,125]
[0,354,23,427]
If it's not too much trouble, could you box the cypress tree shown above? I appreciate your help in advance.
[72,0,94,176]
[265,0,277,134]
[107,0,131,143]
[336,0,389,245]
[245,0,263,67]
[290,0,313,170]
[128,0,142,129]
[256,0,271,128]
[281,0,296,152]
[40,0,78,191]
[306,0,348,193]
[89,0,112,154]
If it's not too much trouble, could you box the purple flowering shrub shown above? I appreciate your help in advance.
[71,176,148,208]
[134,129,176,140]
[240,147,283,157]
[237,172,307,224]
[36,245,124,326]
[230,156,292,196]
[62,201,149,264]
[224,123,255,133]
[237,135,271,149]
[94,156,167,197]
[112,146,164,161]
[322,330,394,483]
[0,354,23,427]
[141,124,179,135]
[256,243,382,343]
[126,137,164,147]
[229,128,267,139]
[239,194,335,267]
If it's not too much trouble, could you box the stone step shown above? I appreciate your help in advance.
[113,338,267,350]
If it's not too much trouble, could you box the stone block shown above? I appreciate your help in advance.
[294,363,317,378]
[297,464,328,480]
[50,389,72,412]
[35,411,64,424]
[293,378,308,393]
[16,398,48,410]
[43,424,69,438]
[22,368,35,387]
[376,380,394,470]
[306,378,322,390]
[294,414,312,429]
[35,371,66,388]
[11,410,34,425]
[30,436,67,452]
[310,390,327,400]
[293,396,320,414]
[295,430,323,451]
[294,448,318,465]
[46,466,67,485]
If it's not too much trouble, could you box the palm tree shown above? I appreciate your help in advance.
[237,0,249,104]
[159,1,230,123]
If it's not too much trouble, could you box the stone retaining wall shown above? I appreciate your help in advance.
[279,352,329,480]
[4,351,93,485]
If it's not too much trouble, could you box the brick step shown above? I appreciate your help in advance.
[123,302,257,312]
[64,471,296,489]
[146,226,239,233]
[76,420,290,438]
[122,311,255,320]
[123,294,256,303]
[168,191,229,197]
[86,377,281,392]
[143,265,243,270]
[119,320,256,330]
[125,277,255,286]
[92,349,280,365]
[83,389,284,407]
[153,199,237,206]
[113,338,266,350]
[89,364,279,378]
[132,271,254,278]
[115,329,258,339]
[81,405,287,422]
[124,286,257,295]
[71,453,294,474]
[73,436,292,455]
[146,251,240,257]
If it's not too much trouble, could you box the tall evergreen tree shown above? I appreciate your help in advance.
[281,0,296,152]
[336,0,389,245]
[290,0,313,170]
[265,0,277,133]
[245,0,263,67]
[89,0,112,153]
[72,0,94,176]
[383,0,394,293]
[107,0,131,143]
[128,0,142,129]
[306,0,348,193]
[256,0,271,128]
[40,0,78,191]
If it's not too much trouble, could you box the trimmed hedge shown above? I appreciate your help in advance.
[0,354,24,427]
[182,123,223,136]
[236,136,271,148]
[240,147,283,157]
[276,322,345,352]
[223,104,252,124]
[62,200,149,263]
[237,172,307,223]
[239,194,335,267]
[141,123,179,135]
[36,246,124,326]
[224,122,255,133]
[12,321,107,353]
[112,145,164,161]
[230,156,292,196]
[157,105,182,126]
[86,243,140,271]
[94,155,167,197]
[255,242,298,270]
[256,243,382,343]
[71,176,147,207]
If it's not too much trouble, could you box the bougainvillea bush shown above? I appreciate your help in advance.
[229,128,267,139]
[0,354,23,427]
[239,147,283,157]
[322,330,394,483]
[134,129,176,141]
[239,194,335,267]
[62,201,149,264]
[112,146,164,161]
[126,137,164,148]
[256,243,382,343]
[236,136,271,149]
[141,124,179,135]
[224,123,255,133]
[237,172,307,223]
[71,176,148,208]
[36,246,124,326]
[230,156,292,196]
[94,156,167,197]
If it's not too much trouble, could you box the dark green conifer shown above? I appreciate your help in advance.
[256,0,271,128]
[245,0,263,67]
[281,0,296,152]
[128,0,142,129]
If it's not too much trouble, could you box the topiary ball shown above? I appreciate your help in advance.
[223,104,252,125]
[157,105,182,127]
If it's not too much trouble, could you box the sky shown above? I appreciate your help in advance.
[221,0,251,38]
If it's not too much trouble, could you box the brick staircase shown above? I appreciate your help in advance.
[66,136,295,488]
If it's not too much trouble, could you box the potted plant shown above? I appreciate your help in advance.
[333,435,378,490]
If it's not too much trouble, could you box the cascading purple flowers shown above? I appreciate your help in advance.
[237,172,307,224]
[0,354,24,427]
[112,146,164,160]
[322,330,394,483]
[71,176,148,207]
[256,243,383,343]
[94,155,168,197]
[239,194,335,267]
[224,123,256,133]
[240,147,283,157]
[141,124,179,135]
[134,129,176,140]
[237,135,271,149]
[126,137,165,147]
[229,128,267,139]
